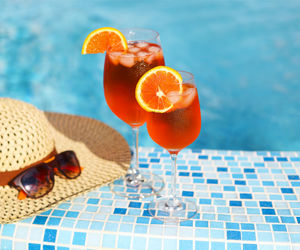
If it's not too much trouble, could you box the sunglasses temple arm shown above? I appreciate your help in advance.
[18,189,28,200]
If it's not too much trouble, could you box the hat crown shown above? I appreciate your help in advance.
[0,98,55,172]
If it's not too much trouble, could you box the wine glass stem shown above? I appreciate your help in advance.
[168,153,179,206]
[131,127,140,175]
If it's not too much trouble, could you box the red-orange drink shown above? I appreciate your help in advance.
[146,84,201,154]
[104,42,165,127]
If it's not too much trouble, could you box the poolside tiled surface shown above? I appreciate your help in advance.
[1,147,300,249]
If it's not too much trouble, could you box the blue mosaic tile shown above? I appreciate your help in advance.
[134,225,148,234]
[180,220,193,227]
[262,209,276,215]
[243,244,257,250]
[129,201,142,208]
[61,218,75,228]
[240,193,253,199]
[290,157,300,162]
[227,243,242,250]
[272,225,287,232]
[139,163,149,168]
[273,232,290,242]
[136,217,150,224]
[226,222,239,230]
[259,201,273,207]
[195,221,209,228]
[200,199,212,205]
[28,243,40,250]
[114,208,127,215]
[43,229,57,243]
[47,217,61,226]
[290,233,300,243]
[265,216,280,223]
[102,234,116,248]
[43,245,55,250]
[264,157,274,162]
[192,172,203,177]
[150,218,163,224]
[179,172,189,176]
[33,216,48,225]
[281,216,295,223]
[224,186,235,191]
[217,167,228,172]
[242,231,256,241]
[150,158,160,163]
[179,240,193,250]
[1,224,16,237]
[193,178,204,183]
[119,223,133,232]
[178,165,188,170]
[72,232,86,246]
[230,201,242,207]
[87,198,99,204]
[235,180,246,185]
[207,179,218,184]
[211,193,223,198]
[52,210,66,217]
[257,231,273,242]
[75,220,90,229]
[227,230,241,240]
[182,191,194,197]
[65,211,79,218]
[244,168,255,173]
[241,223,255,230]
[281,188,294,193]
[85,205,98,212]
[117,235,131,249]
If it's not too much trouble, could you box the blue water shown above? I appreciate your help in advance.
[1,0,300,151]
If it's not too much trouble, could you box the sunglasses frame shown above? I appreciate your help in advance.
[9,150,81,199]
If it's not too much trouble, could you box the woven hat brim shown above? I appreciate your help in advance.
[0,112,131,224]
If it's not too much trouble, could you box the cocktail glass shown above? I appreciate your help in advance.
[103,28,165,198]
[146,71,201,222]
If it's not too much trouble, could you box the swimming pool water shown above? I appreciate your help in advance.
[1,0,300,151]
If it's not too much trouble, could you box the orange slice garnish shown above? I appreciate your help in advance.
[81,27,127,54]
[135,66,183,113]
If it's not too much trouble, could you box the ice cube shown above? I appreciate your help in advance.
[128,47,140,53]
[145,54,155,64]
[137,51,150,58]
[167,91,181,104]
[135,51,149,62]
[108,52,122,65]
[136,42,148,48]
[120,53,135,67]
[176,87,197,109]
[148,46,160,53]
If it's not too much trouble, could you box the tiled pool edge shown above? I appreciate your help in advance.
[0,147,299,250]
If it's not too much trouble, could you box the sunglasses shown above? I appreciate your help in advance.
[9,151,81,200]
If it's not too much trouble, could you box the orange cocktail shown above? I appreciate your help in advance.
[104,42,165,127]
[82,28,166,198]
[136,67,201,222]
[146,83,201,154]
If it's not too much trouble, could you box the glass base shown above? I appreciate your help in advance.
[109,170,165,198]
[148,196,198,223]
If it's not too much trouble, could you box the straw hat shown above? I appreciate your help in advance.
[0,98,130,223]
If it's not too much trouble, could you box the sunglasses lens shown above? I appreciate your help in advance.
[56,151,81,179]
[21,164,54,198]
